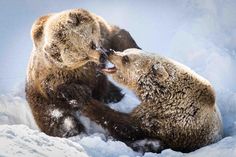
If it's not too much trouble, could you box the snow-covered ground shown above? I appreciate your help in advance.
[1,0,236,157]
[0,125,88,157]
[1,84,236,157]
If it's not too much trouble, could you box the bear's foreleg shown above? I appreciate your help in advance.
[45,108,85,137]
[103,81,124,103]
[81,99,145,141]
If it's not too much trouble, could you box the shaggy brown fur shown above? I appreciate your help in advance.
[26,9,139,137]
[80,48,223,152]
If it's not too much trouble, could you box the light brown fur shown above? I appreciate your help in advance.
[81,48,223,152]
[26,9,139,137]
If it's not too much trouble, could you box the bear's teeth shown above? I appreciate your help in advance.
[106,61,115,69]
[102,67,117,74]
[100,60,117,73]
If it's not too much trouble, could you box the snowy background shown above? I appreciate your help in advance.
[1,0,236,156]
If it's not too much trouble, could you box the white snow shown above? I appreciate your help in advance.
[63,117,75,131]
[0,94,37,129]
[77,114,107,135]
[51,109,63,119]
[0,125,88,157]
[108,78,140,113]
[74,135,140,157]
[1,0,236,157]
[1,77,236,157]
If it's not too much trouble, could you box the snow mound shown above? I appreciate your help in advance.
[74,135,140,157]
[1,124,236,157]
[0,94,37,129]
[0,125,88,157]
[143,136,236,157]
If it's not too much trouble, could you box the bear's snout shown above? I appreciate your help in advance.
[98,48,116,64]
[99,52,108,64]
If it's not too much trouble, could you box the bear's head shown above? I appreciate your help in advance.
[31,9,107,70]
[102,48,169,90]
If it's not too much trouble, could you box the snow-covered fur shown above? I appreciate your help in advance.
[82,48,223,152]
[26,9,139,137]
[109,48,223,151]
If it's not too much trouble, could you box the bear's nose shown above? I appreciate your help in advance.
[105,49,115,56]
[99,53,107,64]
[96,46,111,63]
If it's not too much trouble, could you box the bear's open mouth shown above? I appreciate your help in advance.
[97,49,117,74]
[102,66,117,74]
[99,61,117,74]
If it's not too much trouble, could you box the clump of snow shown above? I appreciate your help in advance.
[63,117,75,131]
[78,114,107,135]
[131,139,163,153]
[69,99,79,108]
[50,109,63,119]
[108,77,140,113]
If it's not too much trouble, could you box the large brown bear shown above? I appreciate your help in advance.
[81,48,223,153]
[26,9,139,137]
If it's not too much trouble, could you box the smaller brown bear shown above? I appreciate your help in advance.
[26,9,139,138]
[81,48,223,153]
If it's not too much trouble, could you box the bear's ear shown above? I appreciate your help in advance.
[31,15,51,48]
[67,12,80,26]
[151,63,169,82]
[67,10,92,27]
[110,29,141,51]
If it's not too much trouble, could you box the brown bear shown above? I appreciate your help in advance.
[25,9,139,137]
[80,48,223,152]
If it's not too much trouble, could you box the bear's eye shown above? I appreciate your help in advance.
[90,41,96,50]
[122,55,130,65]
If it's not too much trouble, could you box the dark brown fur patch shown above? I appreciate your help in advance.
[110,29,140,51]
[31,15,50,47]
[27,8,141,145]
